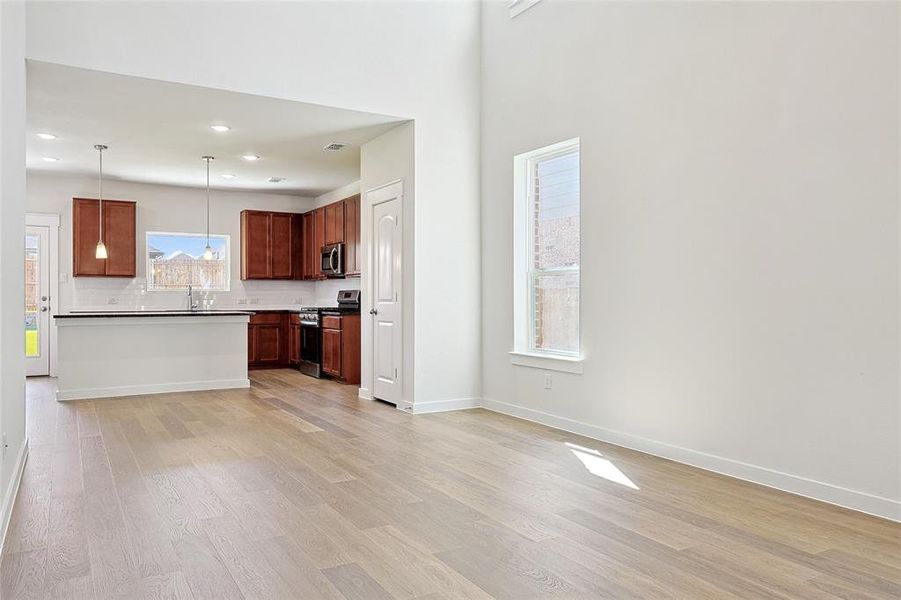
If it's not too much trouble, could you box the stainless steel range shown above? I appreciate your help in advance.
[298,290,360,378]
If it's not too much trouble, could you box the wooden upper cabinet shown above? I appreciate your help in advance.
[241,211,271,279]
[343,195,361,277]
[324,201,345,245]
[270,212,294,279]
[313,208,326,279]
[240,210,295,280]
[301,212,315,280]
[72,198,136,277]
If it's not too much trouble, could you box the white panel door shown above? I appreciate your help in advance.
[370,187,402,404]
[25,225,51,376]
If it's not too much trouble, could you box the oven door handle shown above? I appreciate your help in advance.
[329,246,339,273]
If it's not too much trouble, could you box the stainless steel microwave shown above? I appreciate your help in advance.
[320,243,344,277]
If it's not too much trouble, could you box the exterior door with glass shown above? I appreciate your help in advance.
[25,224,51,376]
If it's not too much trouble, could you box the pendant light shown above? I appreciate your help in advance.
[94,144,109,259]
[202,156,215,260]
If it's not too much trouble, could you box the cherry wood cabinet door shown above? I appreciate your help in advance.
[72,198,106,276]
[324,202,345,245]
[292,214,304,281]
[73,198,136,277]
[103,201,136,277]
[255,324,282,365]
[301,212,315,279]
[344,195,361,277]
[313,208,326,279]
[241,210,271,279]
[270,212,294,279]
[322,327,342,376]
[289,323,301,365]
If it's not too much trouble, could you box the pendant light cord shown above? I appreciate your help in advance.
[206,157,211,246]
[98,146,103,242]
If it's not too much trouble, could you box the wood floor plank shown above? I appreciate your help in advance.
[3,374,898,600]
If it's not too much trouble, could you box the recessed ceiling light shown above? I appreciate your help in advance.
[242,154,260,161]
[221,173,237,179]
[36,133,57,140]
[41,156,59,162]
[210,124,230,132]
[267,177,286,183]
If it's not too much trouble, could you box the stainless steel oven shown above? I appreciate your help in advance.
[298,310,322,378]
[320,243,344,277]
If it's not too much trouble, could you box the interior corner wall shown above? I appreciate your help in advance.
[481,1,900,519]
[25,0,482,409]
[0,0,28,544]
[360,122,415,406]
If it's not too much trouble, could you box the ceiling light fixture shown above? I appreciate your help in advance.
[94,144,109,260]
[221,173,236,180]
[267,177,285,183]
[323,142,347,151]
[242,154,260,161]
[202,155,215,260]
[36,133,57,140]
[210,124,230,132]
[41,156,59,162]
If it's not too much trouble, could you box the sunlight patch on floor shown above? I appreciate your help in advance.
[566,442,639,490]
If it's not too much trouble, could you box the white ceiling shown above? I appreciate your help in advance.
[26,61,406,196]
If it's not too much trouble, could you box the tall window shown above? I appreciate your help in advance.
[513,138,581,362]
[146,232,230,291]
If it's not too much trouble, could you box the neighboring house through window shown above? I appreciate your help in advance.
[146,232,230,291]
[512,138,582,372]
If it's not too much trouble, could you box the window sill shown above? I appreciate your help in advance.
[509,351,583,374]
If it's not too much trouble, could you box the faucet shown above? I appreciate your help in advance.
[187,285,198,311]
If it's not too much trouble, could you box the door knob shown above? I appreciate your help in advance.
[40,306,48,312]
[369,308,378,315]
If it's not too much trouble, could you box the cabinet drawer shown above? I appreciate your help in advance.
[250,312,283,325]
[322,315,342,330]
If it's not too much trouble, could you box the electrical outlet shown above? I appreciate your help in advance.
[544,373,552,390]
[107,297,118,305]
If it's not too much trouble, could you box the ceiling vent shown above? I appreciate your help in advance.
[323,142,347,151]
[267,177,286,183]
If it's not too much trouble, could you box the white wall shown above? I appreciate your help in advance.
[360,122,416,406]
[0,0,27,546]
[314,180,360,209]
[481,1,900,519]
[25,1,482,407]
[26,173,318,312]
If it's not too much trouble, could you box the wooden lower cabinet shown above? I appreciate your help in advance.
[248,312,288,368]
[320,314,360,384]
[288,314,301,366]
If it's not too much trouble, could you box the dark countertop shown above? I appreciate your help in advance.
[55,310,255,319]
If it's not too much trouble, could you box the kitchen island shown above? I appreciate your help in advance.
[54,311,253,401]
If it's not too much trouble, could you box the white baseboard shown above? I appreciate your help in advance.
[358,387,372,401]
[412,397,481,414]
[56,378,251,401]
[480,397,900,523]
[0,439,29,556]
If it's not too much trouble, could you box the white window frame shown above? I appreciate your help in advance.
[145,231,231,292]
[511,138,583,374]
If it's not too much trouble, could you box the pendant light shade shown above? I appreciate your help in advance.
[202,156,215,260]
[94,144,108,259]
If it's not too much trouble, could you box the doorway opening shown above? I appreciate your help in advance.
[25,213,59,378]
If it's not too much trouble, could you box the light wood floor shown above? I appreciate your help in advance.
[1,371,898,599]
